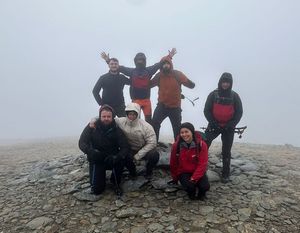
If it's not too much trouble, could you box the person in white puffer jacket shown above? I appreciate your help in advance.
[90,103,159,179]
[115,103,159,179]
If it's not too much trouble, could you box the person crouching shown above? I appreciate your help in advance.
[170,122,210,200]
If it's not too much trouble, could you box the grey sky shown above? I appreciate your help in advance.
[1,0,299,146]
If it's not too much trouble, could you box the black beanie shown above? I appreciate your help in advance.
[180,122,195,134]
[99,104,115,118]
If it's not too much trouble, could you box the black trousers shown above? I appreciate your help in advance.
[111,104,126,117]
[125,149,160,176]
[179,173,210,199]
[205,127,235,177]
[89,160,124,195]
[152,103,182,141]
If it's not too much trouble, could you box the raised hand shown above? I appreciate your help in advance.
[168,48,177,58]
[100,52,110,63]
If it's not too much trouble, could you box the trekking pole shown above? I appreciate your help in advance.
[185,96,200,106]
[112,167,122,199]
[200,126,247,138]
[234,126,247,139]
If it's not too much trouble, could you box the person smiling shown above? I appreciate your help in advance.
[170,122,210,200]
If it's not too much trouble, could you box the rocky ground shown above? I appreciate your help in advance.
[0,138,299,233]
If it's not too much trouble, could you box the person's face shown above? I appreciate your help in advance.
[180,128,193,143]
[127,111,138,121]
[108,60,119,73]
[221,81,231,90]
[162,62,171,72]
[100,110,113,125]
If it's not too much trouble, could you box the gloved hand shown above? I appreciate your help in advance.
[104,154,120,167]
[224,122,235,131]
[208,122,220,131]
[87,149,105,162]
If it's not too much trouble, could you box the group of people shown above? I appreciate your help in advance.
[79,49,243,200]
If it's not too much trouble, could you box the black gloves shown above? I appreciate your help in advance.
[87,149,106,162]
[104,154,120,167]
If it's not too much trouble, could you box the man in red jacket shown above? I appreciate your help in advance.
[204,72,243,183]
[170,122,210,200]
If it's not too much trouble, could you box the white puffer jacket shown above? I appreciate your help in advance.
[115,103,157,160]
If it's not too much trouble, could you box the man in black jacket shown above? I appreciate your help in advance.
[79,105,129,195]
[93,58,130,117]
[204,72,243,183]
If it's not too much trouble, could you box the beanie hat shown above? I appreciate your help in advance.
[99,104,115,118]
[180,122,195,134]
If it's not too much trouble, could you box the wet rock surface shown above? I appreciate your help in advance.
[0,139,299,232]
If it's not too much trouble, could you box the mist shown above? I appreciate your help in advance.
[1,0,299,146]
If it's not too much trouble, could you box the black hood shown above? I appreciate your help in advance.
[134,52,146,69]
[218,72,233,96]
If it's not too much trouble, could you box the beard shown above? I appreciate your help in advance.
[162,66,171,73]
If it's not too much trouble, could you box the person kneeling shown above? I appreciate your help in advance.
[79,105,129,196]
[170,122,210,200]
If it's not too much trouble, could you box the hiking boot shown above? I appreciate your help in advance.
[221,176,230,183]
[114,185,123,197]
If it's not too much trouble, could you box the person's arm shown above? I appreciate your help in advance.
[191,141,208,181]
[169,143,179,182]
[226,92,243,128]
[115,128,130,160]
[203,92,217,125]
[134,123,157,160]
[92,77,104,106]
[147,48,177,75]
[176,71,195,89]
[121,74,131,85]
[78,124,93,154]
[149,72,160,88]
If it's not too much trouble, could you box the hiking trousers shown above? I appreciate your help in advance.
[205,126,235,178]
[125,149,160,177]
[89,160,124,195]
[179,173,210,199]
[152,103,182,141]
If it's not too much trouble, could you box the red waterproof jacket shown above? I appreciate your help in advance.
[170,132,208,182]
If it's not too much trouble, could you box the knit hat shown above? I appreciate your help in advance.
[99,104,115,118]
[180,122,195,134]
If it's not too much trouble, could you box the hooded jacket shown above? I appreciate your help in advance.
[204,73,243,128]
[170,131,208,182]
[115,103,157,160]
[78,119,129,163]
[118,55,172,100]
[150,57,195,108]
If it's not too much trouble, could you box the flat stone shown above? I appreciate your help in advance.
[199,206,214,215]
[148,223,164,231]
[73,191,101,202]
[238,208,252,221]
[26,217,53,230]
[207,170,220,182]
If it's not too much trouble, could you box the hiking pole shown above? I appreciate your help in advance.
[112,167,122,199]
[185,96,200,106]
[234,126,247,139]
[200,126,247,139]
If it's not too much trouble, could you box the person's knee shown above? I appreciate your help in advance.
[147,150,159,164]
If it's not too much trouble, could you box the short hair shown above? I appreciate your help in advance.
[109,58,119,63]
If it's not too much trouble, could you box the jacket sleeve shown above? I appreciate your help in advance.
[203,92,217,125]
[170,143,179,182]
[115,128,130,160]
[227,92,243,128]
[92,77,103,106]
[191,141,208,181]
[150,73,160,88]
[146,62,161,76]
[135,122,157,160]
[78,124,93,154]
[119,66,134,77]
[176,71,195,89]
[121,74,131,85]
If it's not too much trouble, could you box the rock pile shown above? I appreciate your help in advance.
[0,141,299,232]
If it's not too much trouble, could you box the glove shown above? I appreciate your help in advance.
[208,122,220,131]
[87,149,105,162]
[104,154,119,167]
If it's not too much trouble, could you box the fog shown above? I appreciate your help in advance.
[1,0,300,146]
